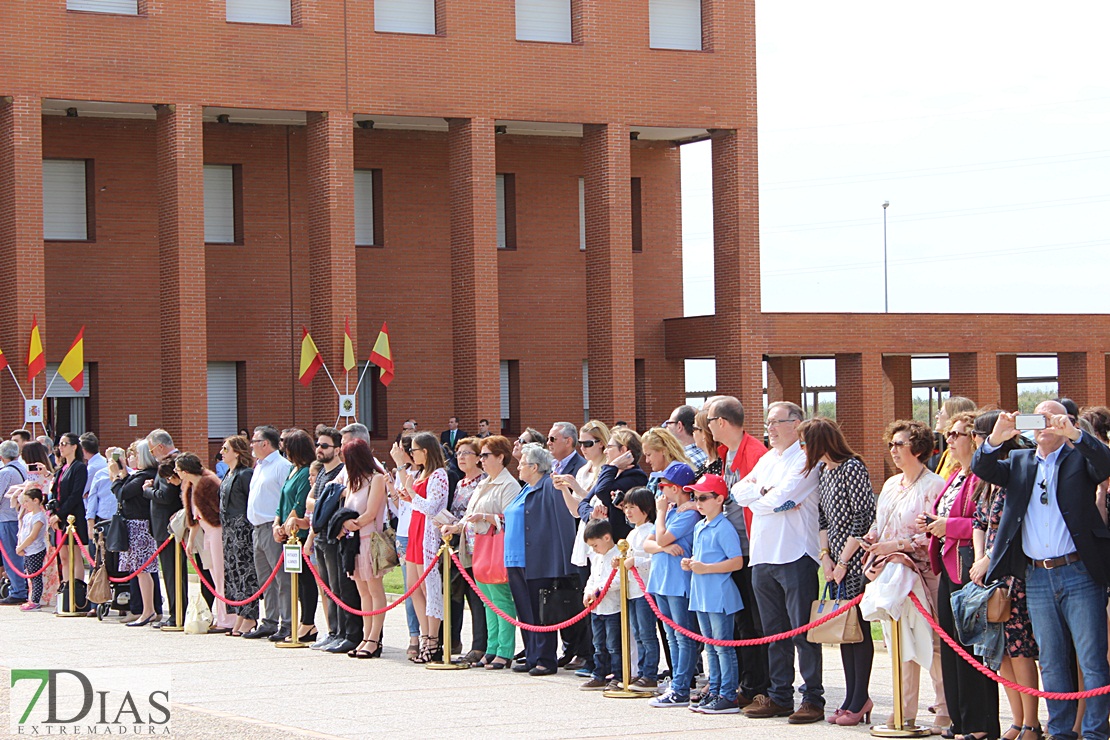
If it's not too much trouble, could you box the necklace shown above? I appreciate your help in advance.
[898,467,926,491]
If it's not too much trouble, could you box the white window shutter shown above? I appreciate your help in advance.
[496,175,507,249]
[226,0,291,25]
[578,177,586,251]
[354,170,375,246]
[207,362,237,439]
[500,361,510,420]
[516,0,571,42]
[42,160,87,241]
[582,360,590,421]
[375,0,436,34]
[204,165,235,244]
[649,0,702,50]
[45,363,91,399]
[67,0,139,13]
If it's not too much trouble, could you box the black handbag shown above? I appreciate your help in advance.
[538,577,580,626]
[957,544,975,585]
[105,491,129,553]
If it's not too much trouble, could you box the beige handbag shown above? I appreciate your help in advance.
[807,583,864,645]
[986,581,1013,623]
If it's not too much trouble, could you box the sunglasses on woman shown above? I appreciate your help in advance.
[578,440,597,448]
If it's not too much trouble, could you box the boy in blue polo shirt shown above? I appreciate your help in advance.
[682,474,745,715]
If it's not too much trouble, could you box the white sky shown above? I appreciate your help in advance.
[681,1,1108,392]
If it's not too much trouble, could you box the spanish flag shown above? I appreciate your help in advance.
[342,317,356,374]
[298,327,323,387]
[0,344,8,373]
[369,322,393,387]
[58,326,85,392]
[26,315,44,384]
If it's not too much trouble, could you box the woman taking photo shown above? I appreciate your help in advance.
[442,435,522,669]
[864,419,949,732]
[51,433,88,583]
[398,431,449,664]
[387,435,421,660]
[575,427,648,542]
[446,436,488,664]
[552,419,610,571]
[218,435,260,637]
[693,410,724,478]
[798,418,876,726]
[112,440,159,626]
[176,452,234,632]
[504,443,577,675]
[274,429,318,643]
[339,438,389,659]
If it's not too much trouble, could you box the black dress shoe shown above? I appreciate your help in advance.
[0,596,26,605]
[529,666,557,676]
[557,653,573,667]
[242,625,277,640]
[153,620,175,630]
[325,639,359,654]
[511,662,532,673]
[268,629,292,643]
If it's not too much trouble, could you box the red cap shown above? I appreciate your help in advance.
[683,473,728,498]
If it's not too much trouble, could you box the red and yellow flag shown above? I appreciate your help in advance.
[58,326,85,392]
[342,317,356,374]
[369,322,393,387]
[26,315,44,384]
[298,328,323,387]
[0,344,9,373]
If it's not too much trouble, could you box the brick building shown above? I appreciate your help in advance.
[2,1,1107,486]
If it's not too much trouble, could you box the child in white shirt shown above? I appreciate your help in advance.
[621,486,660,691]
[16,488,48,610]
[581,519,627,691]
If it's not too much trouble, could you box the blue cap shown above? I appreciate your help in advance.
[660,461,696,488]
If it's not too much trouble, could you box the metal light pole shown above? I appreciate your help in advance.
[882,201,890,313]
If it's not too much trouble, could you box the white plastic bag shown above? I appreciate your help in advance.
[183,594,213,634]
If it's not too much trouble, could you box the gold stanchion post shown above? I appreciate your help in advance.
[427,542,468,671]
[276,534,307,649]
[604,539,647,699]
[161,535,184,632]
[56,515,83,617]
[870,617,930,737]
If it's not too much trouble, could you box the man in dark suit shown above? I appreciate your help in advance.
[145,428,184,629]
[547,422,585,477]
[440,417,467,453]
[974,401,1110,740]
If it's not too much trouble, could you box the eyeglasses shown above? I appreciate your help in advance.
[605,443,621,449]
[692,426,705,433]
[456,450,477,458]
[888,441,910,449]
[547,436,560,443]
[578,440,597,448]
[765,419,796,428]
[478,452,494,459]
[250,439,264,446]
[315,442,334,449]
[1038,479,1048,505]
[706,416,722,424]
[946,431,971,439]
[661,420,678,428]
[694,494,719,502]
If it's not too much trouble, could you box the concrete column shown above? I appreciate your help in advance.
[882,355,913,421]
[836,352,889,492]
[582,123,635,424]
[306,111,356,424]
[156,103,207,453]
[767,356,802,406]
[1059,351,1108,408]
[950,352,1000,407]
[0,96,46,432]
[448,118,501,431]
[997,354,1018,411]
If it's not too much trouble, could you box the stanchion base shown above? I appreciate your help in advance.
[425,662,469,671]
[274,642,308,649]
[602,688,651,699]
[55,612,85,618]
[159,626,184,633]
[870,723,932,738]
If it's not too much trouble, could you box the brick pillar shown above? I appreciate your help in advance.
[583,123,635,424]
[997,354,1018,411]
[156,104,207,454]
[767,356,801,405]
[836,352,889,491]
[882,355,913,421]
[949,352,999,407]
[0,96,46,432]
[711,127,763,432]
[1059,351,1108,408]
[306,111,356,424]
[448,118,501,431]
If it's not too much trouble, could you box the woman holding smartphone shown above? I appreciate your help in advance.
[574,427,648,542]
[50,433,88,584]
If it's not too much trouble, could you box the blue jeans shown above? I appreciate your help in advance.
[629,597,660,681]
[0,520,27,599]
[1026,560,1110,740]
[697,610,739,702]
[395,536,420,638]
[592,612,623,682]
[656,593,697,698]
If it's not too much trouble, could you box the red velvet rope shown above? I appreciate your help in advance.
[908,592,1110,700]
[186,548,283,607]
[0,537,61,579]
[303,546,438,616]
[75,535,173,583]
[629,565,864,646]
[451,550,616,632]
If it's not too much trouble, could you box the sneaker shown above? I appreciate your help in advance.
[698,696,741,715]
[691,695,718,712]
[649,690,690,708]
[311,634,337,651]
[743,694,794,719]
[574,667,592,678]
[605,679,622,692]
[787,702,825,724]
[629,677,658,693]
[19,602,40,612]
[580,678,609,691]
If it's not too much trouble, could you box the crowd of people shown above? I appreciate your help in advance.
[3,395,1110,740]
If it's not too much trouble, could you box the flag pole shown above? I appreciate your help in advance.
[41,368,60,401]
[7,366,26,401]
[320,361,341,397]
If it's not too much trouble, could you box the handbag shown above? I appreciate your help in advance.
[807,582,864,645]
[472,528,508,585]
[987,580,1014,623]
[87,565,111,605]
[957,544,975,585]
[105,513,129,553]
[183,594,213,634]
[368,524,399,577]
[538,577,580,626]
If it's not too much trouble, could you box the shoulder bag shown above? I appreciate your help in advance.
[986,579,1014,623]
[807,582,864,645]
[539,576,580,626]
[472,526,508,585]
[368,523,399,577]
[105,481,130,553]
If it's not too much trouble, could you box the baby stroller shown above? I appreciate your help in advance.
[0,570,10,600]
[90,523,130,620]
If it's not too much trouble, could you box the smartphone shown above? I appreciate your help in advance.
[922,513,936,525]
[112,451,121,462]
[1015,413,1046,431]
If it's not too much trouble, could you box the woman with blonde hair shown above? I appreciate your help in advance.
[931,396,977,479]
[641,427,693,497]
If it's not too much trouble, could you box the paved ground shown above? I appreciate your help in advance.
[0,582,971,739]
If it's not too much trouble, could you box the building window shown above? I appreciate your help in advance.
[67,0,138,13]
[578,177,586,251]
[354,169,384,247]
[43,159,92,242]
[582,360,590,423]
[226,0,291,25]
[496,174,517,250]
[355,363,382,434]
[45,361,91,436]
[207,362,238,439]
[631,177,643,253]
[500,360,519,434]
[375,0,436,34]
[649,0,702,50]
[204,165,241,244]
[516,0,572,43]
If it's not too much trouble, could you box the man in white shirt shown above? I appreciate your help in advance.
[243,425,294,642]
[732,401,823,724]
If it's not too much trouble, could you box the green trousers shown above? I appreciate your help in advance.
[481,581,518,659]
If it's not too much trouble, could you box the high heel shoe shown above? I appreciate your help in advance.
[126,614,157,627]
[1019,726,1044,740]
[413,637,441,664]
[356,639,381,659]
[410,636,427,663]
[827,708,846,724]
[348,640,368,658]
[836,698,873,726]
